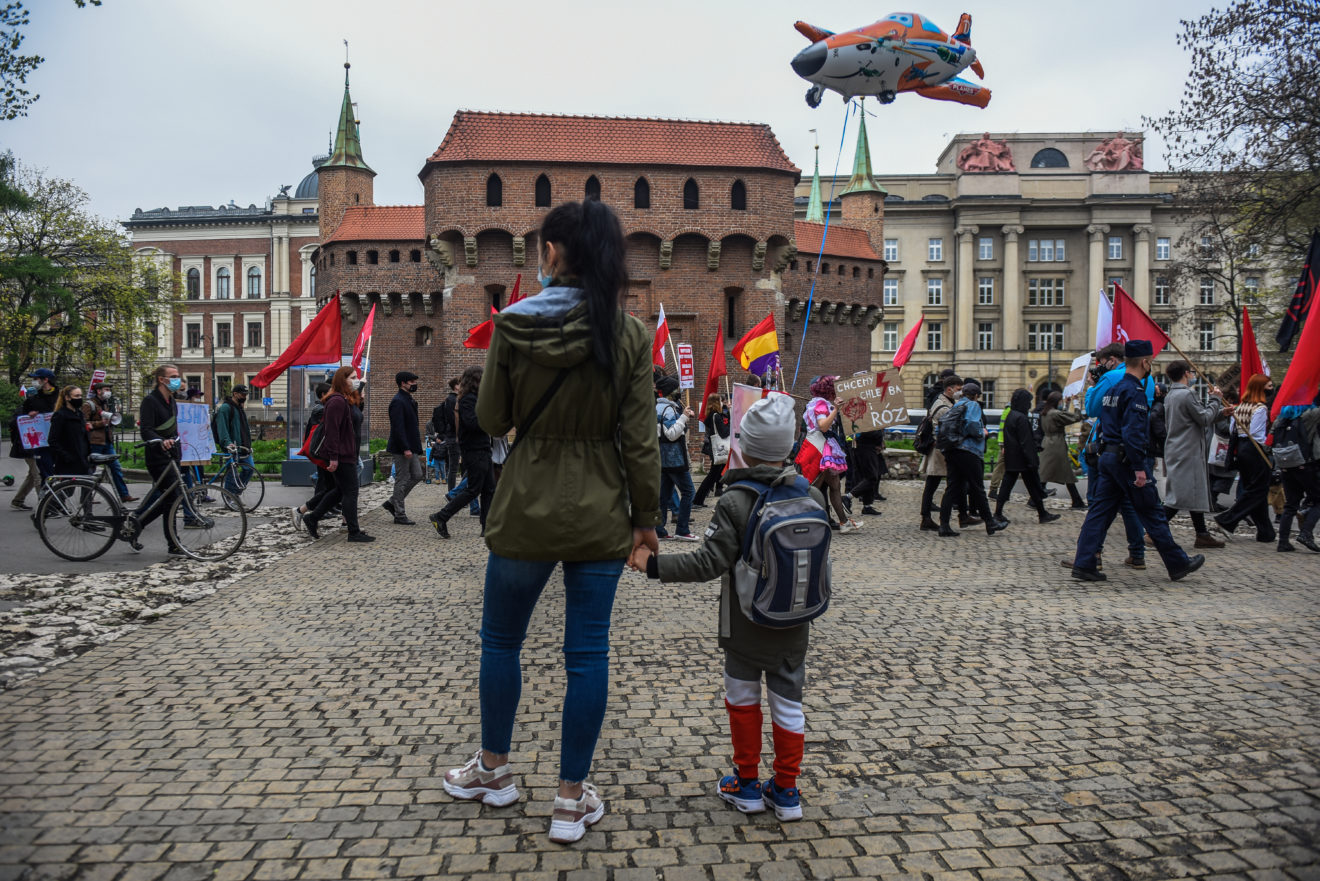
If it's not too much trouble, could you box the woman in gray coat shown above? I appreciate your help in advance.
[1037,392,1085,507]
[1160,360,1225,548]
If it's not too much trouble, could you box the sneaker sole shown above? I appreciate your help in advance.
[718,790,766,814]
[441,780,519,807]
[764,798,803,821]
[548,802,605,843]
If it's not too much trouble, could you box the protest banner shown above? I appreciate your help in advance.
[726,382,773,470]
[91,368,107,385]
[676,343,695,390]
[1062,353,1093,401]
[177,402,217,463]
[834,370,907,434]
[17,413,52,450]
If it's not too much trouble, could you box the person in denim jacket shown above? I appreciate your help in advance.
[655,374,697,540]
[938,381,1004,536]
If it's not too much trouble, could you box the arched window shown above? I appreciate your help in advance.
[683,178,699,210]
[535,174,551,208]
[486,173,502,207]
[216,267,231,299]
[1030,148,1069,168]
[634,177,650,209]
[585,175,601,201]
[852,266,860,278]
[730,179,747,211]
[409,249,421,262]
[186,268,200,300]
[367,250,378,265]
[347,250,357,265]
[415,326,433,347]
[309,265,316,298]
[246,266,262,298]
[389,250,400,263]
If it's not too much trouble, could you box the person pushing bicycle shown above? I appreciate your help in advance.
[136,364,195,554]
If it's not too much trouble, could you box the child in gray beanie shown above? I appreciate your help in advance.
[631,392,827,823]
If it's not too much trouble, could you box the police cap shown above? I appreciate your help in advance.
[1124,339,1153,358]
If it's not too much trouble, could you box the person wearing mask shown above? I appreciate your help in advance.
[302,366,373,543]
[291,382,333,531]
[84,382,134,502]
[213,385,254,495]
[178,388,212,500]
[1161,360,1226,549]
[8,367,58,509]
[432,377,462,492]
[655,374,697,541]
[383,371,423,525]
[993,388,1059,525]
[1150,382,1169,468]
[135,364,192,555]
[851,428,886,516]
[937,381,1002,537]
[1071,340,1204,582]
[428,366,494,538]
[693,393,730,508]
[441,199,660,844]
[1037,391,1086,508]
[919,373,974,531]
[795,375,862,533]
[1215,374,1276,542]
[47,385,92,477]
[1272,401,1320,552]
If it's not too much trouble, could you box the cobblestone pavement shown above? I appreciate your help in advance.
[1,480,1317,881]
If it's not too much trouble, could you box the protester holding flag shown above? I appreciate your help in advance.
[1160,361,1226,549]
[302,366,373,544]
[1215,374,1277,542]
[732,314,780,381]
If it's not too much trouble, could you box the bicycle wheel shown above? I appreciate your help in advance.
[169,486,247,561]
[223,465,265,513]
[35,480,119,562]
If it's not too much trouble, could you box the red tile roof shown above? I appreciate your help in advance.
[323,206,425,244]
[794,221,882,261]
[424,111,799,174]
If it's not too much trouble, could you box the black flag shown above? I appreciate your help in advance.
[1278,230,1320,352]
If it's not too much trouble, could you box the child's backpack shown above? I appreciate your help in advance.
[727,475,832,629]
[934,401,968,453]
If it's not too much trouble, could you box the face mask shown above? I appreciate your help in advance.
[537,266,554,287]
[167,377,182,391]
[69,397,82,405]
[100,390,111,400]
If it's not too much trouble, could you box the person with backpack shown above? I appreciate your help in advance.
[1214,374,1276,543]
[213,385,254,495]
[301,367,373,544]
[633,393,824,823]
[655,374,697,541]
[428,365,494,538]
[1271,402,1320,552]
[992,388,1059,526]
[935,380,1002,536]
[1037,391,1086,508]
[694,393,731,507]
[916,373,974,531]
[291,382,333,531]
[432,377,462,492]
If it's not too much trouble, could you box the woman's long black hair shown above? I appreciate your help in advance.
[539,199,628,376]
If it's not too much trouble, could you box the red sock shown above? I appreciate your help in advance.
[771,722,803,789]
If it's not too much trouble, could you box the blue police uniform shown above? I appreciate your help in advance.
[1083,366,1153,559]
[1073,371,1193,577]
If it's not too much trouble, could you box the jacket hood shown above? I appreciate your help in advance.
[492,286,594,369]
[1011,388,1033,413]
[723,463,798,485]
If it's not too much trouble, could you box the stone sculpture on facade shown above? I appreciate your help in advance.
[956,133,1016,172]
[1084,132,1144,171]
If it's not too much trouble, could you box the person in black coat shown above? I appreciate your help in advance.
[992,388,1060,525]
[432,377,461,491]
[47,386,91,477]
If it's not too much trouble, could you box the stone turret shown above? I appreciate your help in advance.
[805,145,824,223]
[317,63,376,240]
[838,111,886,253]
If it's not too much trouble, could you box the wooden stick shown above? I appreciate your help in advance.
[1166,341,1211,387]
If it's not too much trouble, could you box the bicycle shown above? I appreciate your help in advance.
[34,439,247,563]
[195,444,264,513]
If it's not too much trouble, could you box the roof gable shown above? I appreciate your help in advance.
[323,206,424,244]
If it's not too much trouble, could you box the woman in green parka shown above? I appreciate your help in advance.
[441,199,661,845]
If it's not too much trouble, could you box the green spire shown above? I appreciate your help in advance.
[322,63,375,175]
[841,110,885,196]
[805,146,824,223]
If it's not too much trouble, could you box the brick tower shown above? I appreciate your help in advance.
[317,63,376,239]
[838,111,886,254]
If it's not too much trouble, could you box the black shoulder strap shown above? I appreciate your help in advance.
[508,368,570,456]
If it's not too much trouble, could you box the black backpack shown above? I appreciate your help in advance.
[934,402,968,453]
[210,404,224,446]
[913,412,937,455]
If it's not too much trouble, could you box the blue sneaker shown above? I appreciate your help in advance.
[718,775,765,814]
[762,780,802,821]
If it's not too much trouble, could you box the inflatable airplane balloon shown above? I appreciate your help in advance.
[791,12,990,109]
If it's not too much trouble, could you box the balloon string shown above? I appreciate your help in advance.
[791,100,855,390]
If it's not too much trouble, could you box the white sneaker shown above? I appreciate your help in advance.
[291,507,305,532]
[839,518,863,534]
[442,751,519,806]
[674,533,699,542]
[549,782,605,844]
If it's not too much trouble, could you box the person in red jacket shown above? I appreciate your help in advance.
[302,366,374,543]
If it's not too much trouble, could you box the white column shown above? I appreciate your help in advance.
[1087,223,1110,345]
[1133,224,1153,312]
[1001,225,1024,352]
[956,226,978,359]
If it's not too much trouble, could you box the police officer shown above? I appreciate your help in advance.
[1071,340,1205,582]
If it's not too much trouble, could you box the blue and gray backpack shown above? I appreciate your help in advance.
[727,475,832,629]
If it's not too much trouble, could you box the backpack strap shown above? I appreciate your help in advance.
[508,368,570,457]
[726,479,772,560]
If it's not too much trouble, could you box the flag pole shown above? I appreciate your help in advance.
[668,336,688,409]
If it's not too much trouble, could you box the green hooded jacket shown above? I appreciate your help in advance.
[477,295,661,561]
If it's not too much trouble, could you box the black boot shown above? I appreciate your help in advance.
[1068,485,1086,509]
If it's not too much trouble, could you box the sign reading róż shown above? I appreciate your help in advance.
[834,371,907,434]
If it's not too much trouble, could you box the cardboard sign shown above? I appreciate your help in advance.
[17,413,52,450]
[1062,353,1093,400]
[834,371,907,434]
[676,343,695,389]
[726,382,773,470]
[90,368,107,385]
[177,402,217,463]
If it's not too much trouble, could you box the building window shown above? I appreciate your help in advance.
[367,250,378,265]
[977,277,994,305]
[1246,242,1261,260]
[1027,278,1065,307]
[928,238,943,261]
[978,237,993,260]
[926,277,943,306]
[1199,321,1216,351]
[634,177,650,209]
[683,178,699,209]
[1154,276,1170,305]
[882,279,898,307]
[980,380,997,409]
[185,375,202,395]
[1107,277,1124,295]
[1200,277,1214,305]
[585,175,601,201]
[788,260,798,271]
[218,375,234,399]
[852,266,860,278]
[535,174,551,207]
[246,322,262,349]
[416,326,433,347]
[1027,322,1065,352]
[1156,237,1171,260]
[1158,320,1172,336]
[882,322,898,351]
[867,267,874,278]
[146,321,158,349]
[837,264,845,276]
[246,266,262,298]
[883,239,898,262]
[1245,276,1260,299]
[186,267,200,300]
[1200,235,1214,257]
[977,323,994,351]
[216,267,231,299]
[347,250,357,265]
[186,323,201,349]
[486,174,502,207]
[927,322,943,351]
[216,322,232,349]
[409,249,421,262]
[1026,239,1066,262]
[820,262,829,274]
[1108,236,1123,260]
[731,179,747,210]
[309,265,316,297]
[389,250,400,263]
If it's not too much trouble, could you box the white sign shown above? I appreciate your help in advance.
[90,368,107,385]
[16,413,52,450]
[1062,353,1093,400]
[177,402,217,463]
[677,343,695,389]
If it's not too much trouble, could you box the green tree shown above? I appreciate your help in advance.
[1,0,103,121]
[0,157,177,391]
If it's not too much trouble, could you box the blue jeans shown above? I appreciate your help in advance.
[659,468,695,536]
[223,454,255,495]
[479,553,625,783]
[90,443,130,499]
[446,477,482,514]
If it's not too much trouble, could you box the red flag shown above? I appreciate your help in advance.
[506,273,524,306]
[653,304,670,367]
[351,303,376,379]
[250,297,342,388]
[464,305,498,349]
[699,322,728,421]
[1271,296,1320,417]
[1111,283,1170,356]
[891,315,925,369]
[1277,231,1319,351]
[1240,307,1268,398]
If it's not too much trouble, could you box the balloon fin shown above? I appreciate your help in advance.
[794,21,834,42]
[971,59,985,78]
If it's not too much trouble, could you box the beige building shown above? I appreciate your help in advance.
[796,131,1280,409]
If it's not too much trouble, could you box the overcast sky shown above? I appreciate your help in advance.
[3,0,1209,224]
